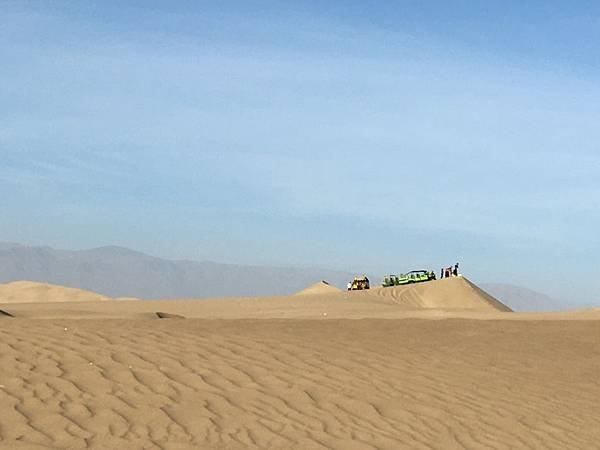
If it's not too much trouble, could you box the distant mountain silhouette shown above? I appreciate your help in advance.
[0,243,354,299]
[479,283,569,312]
[1,243,574,309]
[0,242,25,250]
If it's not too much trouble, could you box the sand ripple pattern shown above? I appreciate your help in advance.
[1,319,600,449]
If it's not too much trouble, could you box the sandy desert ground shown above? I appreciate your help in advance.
[0,281,111,304]
[1,277,600,449]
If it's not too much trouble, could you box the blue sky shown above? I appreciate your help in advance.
[2,1,599,302]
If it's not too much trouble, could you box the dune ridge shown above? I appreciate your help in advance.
[0,281,111,304]
[1,277,511,319]
[370,276,512,311]
[294,280,342,296]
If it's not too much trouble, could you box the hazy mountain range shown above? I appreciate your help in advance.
[0,242,354,299]
[478,283,570,313]
[0,242,570,311]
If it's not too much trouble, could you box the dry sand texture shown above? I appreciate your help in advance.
[294,280,342,296]
[1,277,600,449]
[3,277,515,320]
[0,281,111,304]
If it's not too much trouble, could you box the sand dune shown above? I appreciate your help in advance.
[1,276,511,319]
[0,281,111,304]
[370,276,512,311]
[294,280,342,296]
[1,277,600,449]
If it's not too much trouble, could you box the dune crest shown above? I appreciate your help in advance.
[2,276,514,320]
[371,276,512,312]
[0,309,14,317]
[294,280,342,296]
[0,281,111,304]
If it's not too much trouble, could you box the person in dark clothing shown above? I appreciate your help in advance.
[453,263,459,276]
[440,268,444,279]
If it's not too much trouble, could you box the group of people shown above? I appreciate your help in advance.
[347,276,370,291]
[441,263,459,279]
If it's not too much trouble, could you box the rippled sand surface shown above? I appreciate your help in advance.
[2,318,600,449]
[2,277,600,448]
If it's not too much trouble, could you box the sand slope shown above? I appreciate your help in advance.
[0,281,111,304]
[372,276,512,311]
[1,276,511,320]
[2,277,600,449]
[294,280,342,296]
[1,319,600,449]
